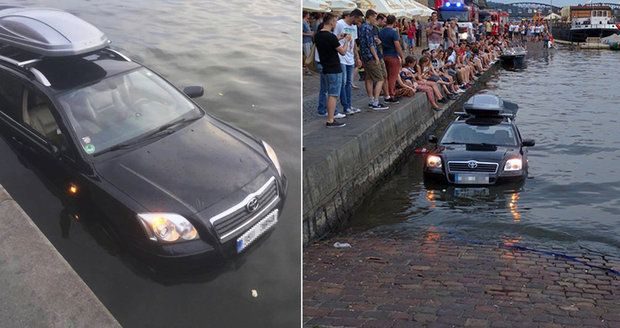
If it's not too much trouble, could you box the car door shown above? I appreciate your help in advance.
[21,86,85,191]
[513,124,528,170]
[0,69,81,194]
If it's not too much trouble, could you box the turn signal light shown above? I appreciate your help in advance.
[68,183,79,195]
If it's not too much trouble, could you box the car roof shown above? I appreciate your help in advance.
[0,46,141,93]
[454,116,514,126]
[30,51,141,93]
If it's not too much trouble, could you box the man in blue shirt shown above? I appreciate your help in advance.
[358,9,388,110]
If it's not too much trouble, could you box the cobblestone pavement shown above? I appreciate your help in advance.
[304,230,620,328]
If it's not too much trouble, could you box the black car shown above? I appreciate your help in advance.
[423,94,535,185]
[0,7,286,262]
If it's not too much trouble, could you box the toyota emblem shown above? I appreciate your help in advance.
[467,161,478,169]
[246,197,259,212]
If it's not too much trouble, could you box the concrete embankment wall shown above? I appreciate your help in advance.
[303,64,500,244]
[0,185,120,327]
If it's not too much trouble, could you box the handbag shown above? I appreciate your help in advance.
[305,44,317,72]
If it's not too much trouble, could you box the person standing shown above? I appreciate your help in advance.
[407,20,416,52]
[315,13,352,127]
[334,9,363,116]
[426,12,443,51]
[359,9,389,111]
[379,15,404,104]
[302,11,314,74]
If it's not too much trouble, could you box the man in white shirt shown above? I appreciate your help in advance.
[334,9,364,115]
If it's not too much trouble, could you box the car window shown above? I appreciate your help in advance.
[57,67,198,155]
[0,70,24,121]
[441,123,517,146]
[23,88,71,153]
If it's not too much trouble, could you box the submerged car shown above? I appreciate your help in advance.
[0,7,286,262]
[423,93,535,185]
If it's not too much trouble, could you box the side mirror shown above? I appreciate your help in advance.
[183,86,204,99]
[522,139,535,147]
[428,135,438,144]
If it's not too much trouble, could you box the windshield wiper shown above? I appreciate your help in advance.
[95,115,201,156]
[465,143,497,147]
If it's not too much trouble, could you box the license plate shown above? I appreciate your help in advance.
[454,173,490,184]
[454,187,490,197]
[236,209,278,253]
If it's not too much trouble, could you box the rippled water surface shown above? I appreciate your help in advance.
[0,0,300,326]
[351,47,620,258]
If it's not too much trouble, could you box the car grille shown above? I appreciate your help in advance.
[209,177,279,242]
[448,161,498,173]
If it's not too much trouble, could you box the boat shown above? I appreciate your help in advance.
[551,5,620,43]
[0,5,109,56]
[499,46,526,70]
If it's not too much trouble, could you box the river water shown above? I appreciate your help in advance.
[350,47,620,261]
[0,0,300,327]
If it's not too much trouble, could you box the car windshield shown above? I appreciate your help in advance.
[440,10,469,22]
[58,67,199,155]
[441,123,517,146]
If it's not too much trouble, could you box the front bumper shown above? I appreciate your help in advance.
[424,167,526,185]
[131,174,288,264]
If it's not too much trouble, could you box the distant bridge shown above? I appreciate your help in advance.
[506,1,620,11]
[488,2,620,15]
[506,2,560,10]
[588,2,620,10]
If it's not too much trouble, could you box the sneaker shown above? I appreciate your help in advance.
[384,97,400,104]
[456,88,466,94]
[349,107,362,114]
[343,108,356,115]
[317,112,327,117]
[334,113,346,119]
[370,103,389,110]
[326,120,346,128]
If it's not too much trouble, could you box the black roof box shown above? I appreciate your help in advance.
[463,94,518,118]
[0,6,109,57]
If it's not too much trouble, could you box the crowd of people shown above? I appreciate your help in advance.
[304,10,541,128]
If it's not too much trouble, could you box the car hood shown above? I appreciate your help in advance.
[438,144,518,163]
[95,117,272,214]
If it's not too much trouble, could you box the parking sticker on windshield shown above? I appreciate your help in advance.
[82,136,91,144]
[83,144,96,154]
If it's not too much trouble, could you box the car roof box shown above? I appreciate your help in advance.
[463,93,518,118]
[0,6,109,57]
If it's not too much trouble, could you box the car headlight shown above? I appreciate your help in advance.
[504,158,522,171]
[137,213,199,243]
[427,155,442,169]
[262,140,282,176]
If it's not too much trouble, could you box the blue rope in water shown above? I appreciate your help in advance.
[444,229,620,276]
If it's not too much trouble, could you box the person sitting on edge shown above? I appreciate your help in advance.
[400,56,441,110]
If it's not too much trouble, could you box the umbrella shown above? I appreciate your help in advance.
[400,0,435,17]
[328,0,358,11]
[357,0,408,16]
[303,0,331,12]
